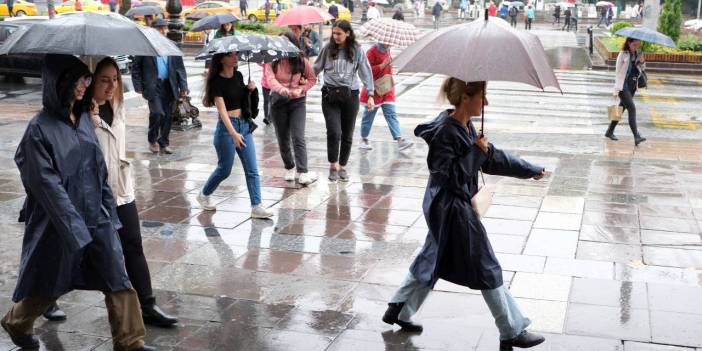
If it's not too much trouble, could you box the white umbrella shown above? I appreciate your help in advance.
[595,1,614,7]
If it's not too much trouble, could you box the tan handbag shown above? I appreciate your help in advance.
[374,74,394,96]
[470,170,492,219]
[608,103,623,121]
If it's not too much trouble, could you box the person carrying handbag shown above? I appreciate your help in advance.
[605,37,646,146]
[266,32,318,185]
[359,43,413,152]
[313,20,375,182]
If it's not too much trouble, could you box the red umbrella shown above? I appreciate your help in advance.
[274,5,334,26]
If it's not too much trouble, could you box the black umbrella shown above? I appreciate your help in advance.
[190,13,240,32]
[186,11,210,20]
[125,5,164,17]
[0,11,181,56]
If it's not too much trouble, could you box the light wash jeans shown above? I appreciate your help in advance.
[390,271,531,340]
[202,117,262,207]
[360,103,401,140]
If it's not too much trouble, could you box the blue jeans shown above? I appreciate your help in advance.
[360,103,401,140]
[390,272,531,340]
[202,117,262,207]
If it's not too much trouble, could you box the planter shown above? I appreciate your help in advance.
[184,32,205,43]
[595,37,702,63]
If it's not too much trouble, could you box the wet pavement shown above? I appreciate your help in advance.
[2,17,702,351]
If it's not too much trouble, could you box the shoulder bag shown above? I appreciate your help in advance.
[470,169,492,219]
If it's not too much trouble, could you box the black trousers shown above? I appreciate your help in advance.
[607,83,640,137]
[271,97,309,173]
[510,15,517,27]
[321,88,360,166]
[525,18,532,30]
[262,87,271,121]
[147,80,174,147]
[116,201,155,309]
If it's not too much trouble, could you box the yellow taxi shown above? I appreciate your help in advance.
[55,0,109,13]
[0,0,38,17]
[182,1,241,19]
[247,0,293,22]
[327,3,351,22]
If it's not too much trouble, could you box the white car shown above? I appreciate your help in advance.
[684,19,702,32]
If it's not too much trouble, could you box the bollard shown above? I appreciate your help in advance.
[586,25,593,56]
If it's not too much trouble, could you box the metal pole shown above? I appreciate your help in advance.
[166,0,184,45]
[697,0,701,20]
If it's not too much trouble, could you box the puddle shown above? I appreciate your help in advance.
[545,47,592,70]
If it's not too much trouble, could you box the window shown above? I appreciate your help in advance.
[0,26,18,43]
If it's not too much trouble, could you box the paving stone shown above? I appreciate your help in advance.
[647,283,702,315]
[643,246,702,269]
[533,212,583,231]
[624,341,696,351]
[544,257,614,279]
[540,196,585,214]
[565,303,651,342]
[524,229,579,258]
[576,241,643,263]
[570,277,648,309]
[650,311,702,348]
[496,253,546,273]
[510,272,572,302]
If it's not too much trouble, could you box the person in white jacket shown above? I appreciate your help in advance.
[367,1,381,20]
[605,37,646,146]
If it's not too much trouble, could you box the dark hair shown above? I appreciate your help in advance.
[220,22,235,35]
[622,37,638,52]
[202,52,234,107]
[329,20,357,63]
[56,64,92,118]
[273,32,306,76]
[83,57,123,114]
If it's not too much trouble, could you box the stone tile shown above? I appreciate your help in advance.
[220,300,294,328]
[510,272,572,302]
[576,241,643,263]
[570,278,648,309]
[615,263,699,286]
[639,204,695,220]
[292,254,377,281]
[565,303,651,342]
[624,341,696,351]
[514,298,567,334]
[142,237,207,263]
[650,311,702,348]
[580,224,641,245]
[158,294,237,323]
[640,216,700,234]
[275,309,354,337]
[36,331,108,351]
[262,330,333,350]
[482,218,533,236]
[139,206,203,224]
[488,234,527,254]
[641,230,702,245]
[523,229,579,258]
[533,212,582,231]
[585,200,639,214]
[643,247,702,269]
[492,194,543,208]
[177,321,273,350]
[544,257,614,279]
[234,249,314,274]
[484,204,539,221]
[647,283,702,315]
[582,211,640,228]
[187,210,252,229]
[336,222,407,242]
[495,253,546,273]
[540,196,585,214]
[358,209,423,227]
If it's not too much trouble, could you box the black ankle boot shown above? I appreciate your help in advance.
[381,302,423,333]
[499,330,545,350]
[605,121,619,140]
[142,305,178,328]
[634,135,647,146]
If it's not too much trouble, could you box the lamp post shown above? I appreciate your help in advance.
[166,0,184,45]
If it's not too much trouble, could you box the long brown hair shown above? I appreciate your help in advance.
[328,20,358,63]
[202,53,234,108]
[273,31,306,76]
[621,37,638,52]
[82,57,123,116]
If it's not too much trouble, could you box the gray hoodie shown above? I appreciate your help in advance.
[314,43,374,95]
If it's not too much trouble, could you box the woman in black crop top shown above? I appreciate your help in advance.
[197,52,273,219]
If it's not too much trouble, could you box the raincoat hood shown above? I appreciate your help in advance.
[414,109,454,144]
[42,54,91,121]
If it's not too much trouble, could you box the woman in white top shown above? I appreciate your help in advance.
[605,37,646,146]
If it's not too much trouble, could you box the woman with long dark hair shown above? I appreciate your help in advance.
[2,54,155,351]
[214,21,235,38]
[313,20,375,182]
[197,52,273,219]
[266,32,318,185]
[382,78,546,350]
[605,37,646,146]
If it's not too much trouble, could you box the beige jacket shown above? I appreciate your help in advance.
[614,50,645,93]
[91,102,135,206]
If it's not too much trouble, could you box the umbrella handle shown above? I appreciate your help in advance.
[480,88,485,136]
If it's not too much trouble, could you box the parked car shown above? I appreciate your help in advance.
[182,1,241,20]
[684,19,702,32]
[247,0,293,22]
[55,0,110,13]
[0,0,38,17]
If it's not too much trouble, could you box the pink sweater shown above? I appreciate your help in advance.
[265,59,317,97]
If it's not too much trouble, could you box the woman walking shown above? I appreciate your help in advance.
[266,32,318,185]
[605,37,646,146]
[2,54,155,351]
[382,78,546,350]
[197,52,273,218]
[214,21,235,38]
[358,42,413,151]
[313,20,375,182]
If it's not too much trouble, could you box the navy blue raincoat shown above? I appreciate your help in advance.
[12,54,131,302]
[410,110,544,290]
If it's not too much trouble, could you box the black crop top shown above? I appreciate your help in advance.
[210,71,247,111]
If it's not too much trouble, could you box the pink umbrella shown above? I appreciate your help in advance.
[274,5,334,26]
[358,18,420,48]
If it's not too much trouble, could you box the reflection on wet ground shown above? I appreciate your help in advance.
[545,47,592,71]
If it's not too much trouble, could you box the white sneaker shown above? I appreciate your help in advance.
[298,172,318,186]
[358,140,373,150]
[251,205,274,219]
[398,139,414,151]
[197,192,216,211]
[284,169,296,181]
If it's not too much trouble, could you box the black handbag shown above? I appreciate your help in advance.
[637,70,647,89]
[323,85,351,104]
[269,75,294,108]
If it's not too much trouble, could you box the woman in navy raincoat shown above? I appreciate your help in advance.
[1,54,153,351]
[382,78,546,350]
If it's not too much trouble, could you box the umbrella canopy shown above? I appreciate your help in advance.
[195,33,300,63]
[393,16,560,91]
[615,27,676,47]
[186,11,211,20]
[358,18,420,48]
[507,1,525,8]
[0,12,182,56]
[557,2,575,7]
[370,0,389,4]
[595,1,614,7]
[125,5,163,17]
[273,5,334,26]
[190,13,240,32]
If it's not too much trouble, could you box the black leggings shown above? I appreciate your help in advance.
[116,201,155,309]
[608,86,640,137]
[321,89,360,166]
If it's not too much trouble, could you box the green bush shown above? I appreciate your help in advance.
[658,0,682,42]
[610,21,633,35]
[183,19,194,32]
[236,21,265,32]
[678,33,702,51]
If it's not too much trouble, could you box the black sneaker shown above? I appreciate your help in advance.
[381,302,423,333]
[499,330,545,350]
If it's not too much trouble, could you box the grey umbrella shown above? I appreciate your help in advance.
[615,27,676,48]
[393,11,560,132]
[125,5,164,17]
[0,11,182,56]
[190,13,240,32]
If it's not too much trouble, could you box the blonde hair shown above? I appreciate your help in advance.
[438,77,485,107]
